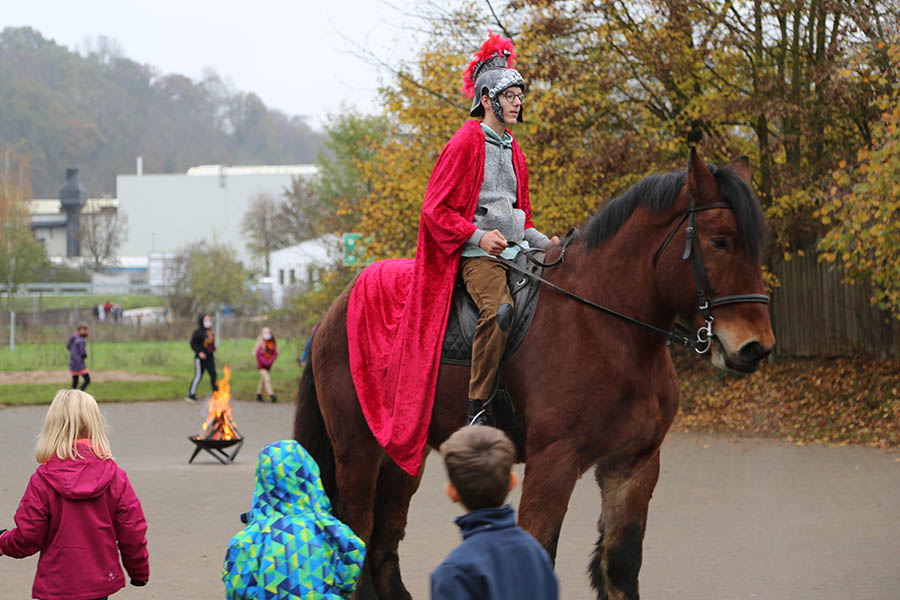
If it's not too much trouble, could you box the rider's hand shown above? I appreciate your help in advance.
[549,235,560,246]
[479,230,507,255]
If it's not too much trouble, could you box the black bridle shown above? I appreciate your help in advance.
[651,198,769,353]
[501,198,769,353]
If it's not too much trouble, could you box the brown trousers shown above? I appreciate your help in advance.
[459,257,513,400]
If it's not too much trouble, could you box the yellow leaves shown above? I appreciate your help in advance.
[818,52,900,317]
[761,266,781,292]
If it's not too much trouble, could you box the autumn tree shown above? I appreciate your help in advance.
[358,22,478,258]
[520,0,900,252]
[275,178,320,245]
[165,241,252,317]
[274,108,390,250]
[79,206,128,269]
[818,39,900,316]
[315,108,390,234]
[278,110,390,328]
[240,193,286,273]
[0,152,47,308]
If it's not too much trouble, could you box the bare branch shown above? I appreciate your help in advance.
[485,0,513,39]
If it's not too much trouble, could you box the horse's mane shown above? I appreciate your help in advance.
[582,166,767,260]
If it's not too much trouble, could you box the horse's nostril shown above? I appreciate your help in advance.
[738,341,768,364]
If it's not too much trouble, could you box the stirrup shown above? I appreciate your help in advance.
[466,398,494,427]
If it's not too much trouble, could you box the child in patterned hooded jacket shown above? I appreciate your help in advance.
[222,440,366,600]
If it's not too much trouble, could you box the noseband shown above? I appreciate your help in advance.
[652,198,769,353]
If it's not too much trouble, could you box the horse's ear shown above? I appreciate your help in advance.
[729,155,752,186]
[688,147,718,203]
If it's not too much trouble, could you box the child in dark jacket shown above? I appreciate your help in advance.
[187,313,217,402]
[67,322,90,390]
[431,425,558,600]
[0,389,150,600]
[253,326,278,403]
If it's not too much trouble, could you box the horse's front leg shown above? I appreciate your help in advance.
[589,449,661,600]
[368,453,427,600]
[517,441,582,562]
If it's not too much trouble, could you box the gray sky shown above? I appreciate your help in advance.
[2,0,426,128]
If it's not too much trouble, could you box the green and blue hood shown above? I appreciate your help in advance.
[223,440,366,599]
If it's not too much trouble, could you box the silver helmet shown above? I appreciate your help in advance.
[464,33,526,122]
[468,57,525,122]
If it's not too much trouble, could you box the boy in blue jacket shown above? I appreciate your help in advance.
[431,426,558,600]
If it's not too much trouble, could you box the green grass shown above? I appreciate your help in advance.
[0,338,304,406]
[4,295,162,312]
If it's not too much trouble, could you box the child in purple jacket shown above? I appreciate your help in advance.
[67,321,90,390]
[0,389,150,600]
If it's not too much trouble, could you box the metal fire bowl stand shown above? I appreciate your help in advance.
[188,437,244,465]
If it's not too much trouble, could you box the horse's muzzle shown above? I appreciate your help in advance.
[720,338,772,373]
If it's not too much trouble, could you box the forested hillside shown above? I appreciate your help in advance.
[0,27,322,197]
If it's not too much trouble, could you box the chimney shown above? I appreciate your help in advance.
[59,168,85,257]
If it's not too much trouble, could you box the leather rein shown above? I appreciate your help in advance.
[500,200,769,353]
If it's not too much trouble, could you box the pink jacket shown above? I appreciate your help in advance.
[254,338,278,370]
[0,441,149,600]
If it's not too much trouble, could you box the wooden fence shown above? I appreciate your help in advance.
[770,255,899,357]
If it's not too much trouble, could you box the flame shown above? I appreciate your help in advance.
[196,366,240,441]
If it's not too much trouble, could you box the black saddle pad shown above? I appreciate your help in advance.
[441,252,543,365]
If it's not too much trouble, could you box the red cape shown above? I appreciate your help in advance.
[347,120,535,475]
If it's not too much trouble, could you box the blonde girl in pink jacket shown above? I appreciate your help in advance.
[0,389,149,600]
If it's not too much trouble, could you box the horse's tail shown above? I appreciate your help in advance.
[293,359,339,508]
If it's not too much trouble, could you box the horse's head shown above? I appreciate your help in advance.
[657,149,775,372]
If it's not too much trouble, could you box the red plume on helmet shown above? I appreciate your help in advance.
[462,31,518,97]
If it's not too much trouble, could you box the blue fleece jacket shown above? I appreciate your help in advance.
[430,504,558,600]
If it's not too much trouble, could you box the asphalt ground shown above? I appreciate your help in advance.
[1,400,897,599]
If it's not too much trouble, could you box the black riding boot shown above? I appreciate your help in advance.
[466,398,493,427]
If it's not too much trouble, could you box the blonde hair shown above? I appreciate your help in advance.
[36,389,112,463]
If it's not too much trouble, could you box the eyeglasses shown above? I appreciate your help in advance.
[501,91,526,104]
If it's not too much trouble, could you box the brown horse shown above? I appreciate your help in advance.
[294,149,775,599]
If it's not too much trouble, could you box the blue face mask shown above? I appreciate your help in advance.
[204,320,213,328]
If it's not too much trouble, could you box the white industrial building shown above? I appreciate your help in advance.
[26,164,333,305]
[116,163,318,266]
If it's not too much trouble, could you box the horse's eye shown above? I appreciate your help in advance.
[711,238,729,250]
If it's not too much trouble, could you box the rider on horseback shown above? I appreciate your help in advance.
[424,33,558,427]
